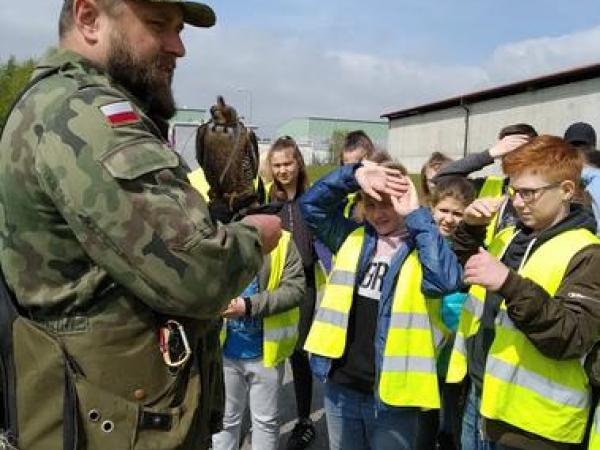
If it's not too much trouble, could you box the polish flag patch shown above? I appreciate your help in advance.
[100,101,140,126]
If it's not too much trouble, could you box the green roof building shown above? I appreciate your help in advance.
[275,117,387,164]
[277,117,387,144]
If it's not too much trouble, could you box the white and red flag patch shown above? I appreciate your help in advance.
[100,101,140,126]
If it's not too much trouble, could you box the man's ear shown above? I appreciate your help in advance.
[73,0,102,44]
[561,180,576,201]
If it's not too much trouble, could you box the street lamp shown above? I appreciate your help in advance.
[236,87,253,124]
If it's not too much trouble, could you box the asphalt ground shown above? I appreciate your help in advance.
[239,360,329,450]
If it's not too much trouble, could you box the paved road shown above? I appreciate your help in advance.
[240,361,329,450]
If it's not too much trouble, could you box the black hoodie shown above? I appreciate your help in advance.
[453,204,600,450]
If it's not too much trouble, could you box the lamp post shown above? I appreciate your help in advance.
[236,87,253,124]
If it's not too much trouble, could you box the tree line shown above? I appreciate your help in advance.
[0,56,36,130]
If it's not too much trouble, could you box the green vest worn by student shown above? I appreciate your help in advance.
[304,227,441,409]
[220,230,300,368]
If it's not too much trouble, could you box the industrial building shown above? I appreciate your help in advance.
[168,108,209,169]
[382,63,600,174]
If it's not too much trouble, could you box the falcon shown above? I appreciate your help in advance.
[195,96,261,223]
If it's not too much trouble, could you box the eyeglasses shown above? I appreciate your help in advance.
[507,182,561,203]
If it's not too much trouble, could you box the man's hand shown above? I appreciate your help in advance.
[241,214,282,254]
[390,176,420,217]
[464,247,509,292]
[355,162,409,201]
[463,197,504,226]
[489,134,530,159]
[222,297,246,318]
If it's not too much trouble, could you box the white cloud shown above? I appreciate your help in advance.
[177,22,600,138]
[486,25,600,82]
[174,26,488,137]
[2,4,600,139]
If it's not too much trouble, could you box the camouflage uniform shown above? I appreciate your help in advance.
[0,47,263,449]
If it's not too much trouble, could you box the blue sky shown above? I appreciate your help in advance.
[216,0,600,63]
[2,1,600,137]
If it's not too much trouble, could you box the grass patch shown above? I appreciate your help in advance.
[307,164,337,182]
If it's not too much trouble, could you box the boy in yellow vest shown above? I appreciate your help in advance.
[300,160,463,449]
[212,231,305,450]
[433,124,534,245]
[450,135,600,450]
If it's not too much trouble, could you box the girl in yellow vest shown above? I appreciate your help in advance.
[265,136,318,450]
[299,159,463,450]
[449,135,600,450]
[212,231,305,450]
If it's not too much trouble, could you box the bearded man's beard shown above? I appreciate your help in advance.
[106,31,177,121]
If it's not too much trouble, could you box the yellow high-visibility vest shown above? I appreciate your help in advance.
[481,228,599,443]
[189,167,264,204]
[221,231,299,368]
[446,227,516,383]
[188,167,210,201]
[588,405,600,449]
[478,176,505,246]
[343,193,358,219]
[304,227,441,409]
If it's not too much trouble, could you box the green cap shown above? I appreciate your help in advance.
[148,0,216,28]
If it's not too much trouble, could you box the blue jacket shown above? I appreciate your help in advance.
[299,165,463,407]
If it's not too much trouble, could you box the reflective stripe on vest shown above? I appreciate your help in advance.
[378,251,440,409]
[220,231,299,368]
[425,297,451,355]
[588,405,600,450]
[305,227,441,409]
[304,229,362,358]
[478,176,505,246]
[481,228,600,443]
[446,227,516,383]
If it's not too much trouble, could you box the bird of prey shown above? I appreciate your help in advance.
[195,96,261,223]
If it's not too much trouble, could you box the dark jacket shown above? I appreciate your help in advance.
[433,149,518,232]
[299,164,463,408]
[453,204,600,450]
[433,149,496,193]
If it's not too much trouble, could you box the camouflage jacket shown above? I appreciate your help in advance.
[0,47,263,318]
[0,47,264,449]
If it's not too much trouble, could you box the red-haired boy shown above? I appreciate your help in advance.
[450,135,600,450]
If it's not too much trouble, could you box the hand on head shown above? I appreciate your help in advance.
[463,197,505,226]
[390,176,420,217]
[489,134,530,159]
[355,162,410,201]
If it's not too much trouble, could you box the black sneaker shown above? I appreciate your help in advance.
[286,418,315,450]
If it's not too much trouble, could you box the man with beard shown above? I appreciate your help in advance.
[0,1,281,449]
